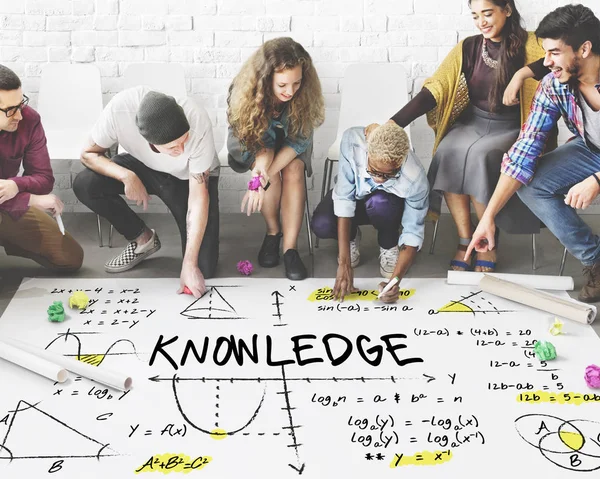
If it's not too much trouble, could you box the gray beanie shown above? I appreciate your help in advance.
[136,91,190,145]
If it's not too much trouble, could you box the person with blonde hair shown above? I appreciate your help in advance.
[311,123,429,302]
[227,37,325,280]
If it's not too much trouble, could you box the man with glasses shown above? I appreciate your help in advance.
[73,86,220,298]
[311,123,429,301]
[0,64,83,272]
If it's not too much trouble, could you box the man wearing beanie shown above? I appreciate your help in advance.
[74,86,220,297]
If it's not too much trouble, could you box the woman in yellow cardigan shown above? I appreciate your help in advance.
[383,0,555,272]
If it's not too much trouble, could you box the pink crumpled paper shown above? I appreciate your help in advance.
[584,364,600,389]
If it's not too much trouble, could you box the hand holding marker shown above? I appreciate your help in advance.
[378,276,399,299]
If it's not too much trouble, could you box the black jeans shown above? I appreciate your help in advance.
[73,154,219,278]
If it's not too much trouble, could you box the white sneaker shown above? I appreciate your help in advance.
[379,245,399,279]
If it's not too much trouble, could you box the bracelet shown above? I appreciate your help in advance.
[593,173,600,188]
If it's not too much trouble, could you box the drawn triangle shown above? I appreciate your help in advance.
[0,401,112,460]
[438,301,474,313]
[180,287,242,319]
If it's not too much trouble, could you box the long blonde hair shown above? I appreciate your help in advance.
[227,37,325,154]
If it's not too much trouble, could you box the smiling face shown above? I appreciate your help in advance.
[154,131,190,157]
[470,0,512,43]
[272,65,302,103]
[0,88,24,132]
[542,38,583,84]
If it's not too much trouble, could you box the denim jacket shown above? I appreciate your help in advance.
[227,105,313,173]
[333,127,430,250]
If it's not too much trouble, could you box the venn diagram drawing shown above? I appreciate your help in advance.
[515,414,600,472]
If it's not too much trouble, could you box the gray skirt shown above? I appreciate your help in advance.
[428,105,540,234]
[227,126,314,177]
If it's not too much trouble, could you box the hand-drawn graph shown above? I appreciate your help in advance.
[515,414,600,472]
[180,286,246,320]
[149,369,436,474]
[150,366,303,473]
[45,330,139,367]
[0,400,116,462]
[434,290,516,315]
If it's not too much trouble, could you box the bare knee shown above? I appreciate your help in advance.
[281,159,305,183]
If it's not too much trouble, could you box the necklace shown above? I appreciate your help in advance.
[481,40,498,69]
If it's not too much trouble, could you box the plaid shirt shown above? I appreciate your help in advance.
[501,73,596,185]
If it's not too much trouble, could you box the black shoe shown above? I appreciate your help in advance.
[258,233,282,268]
[283,249,307,281]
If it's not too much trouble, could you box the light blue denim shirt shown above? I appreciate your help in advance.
[333,127,429,250]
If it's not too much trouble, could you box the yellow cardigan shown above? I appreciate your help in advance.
[423,32,556,154]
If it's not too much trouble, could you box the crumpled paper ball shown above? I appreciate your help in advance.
[247,176,263,191]
[237,260,253,276]
[69,290,89,309]
[47,301,65,322]
[584,364,600,389]
[549,317,564,336]
[534,340,556,361]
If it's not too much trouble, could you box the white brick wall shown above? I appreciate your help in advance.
[1,0,599,213]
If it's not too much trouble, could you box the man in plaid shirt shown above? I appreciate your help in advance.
[467,4,600,302]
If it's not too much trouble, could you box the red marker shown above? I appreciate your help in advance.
[183,286,193,295]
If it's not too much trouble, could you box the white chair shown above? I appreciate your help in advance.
[317,63,411,247]
[38,64,103,160]
[219,125,315,272]
[100,63,188,247]
[38,64,104,244]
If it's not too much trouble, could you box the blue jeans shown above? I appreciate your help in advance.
[517,137,600,266]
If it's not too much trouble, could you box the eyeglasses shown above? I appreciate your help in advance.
[0,94,29,118]
[366,166,401,181]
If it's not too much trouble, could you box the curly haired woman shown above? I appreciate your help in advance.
[227,37,325,280]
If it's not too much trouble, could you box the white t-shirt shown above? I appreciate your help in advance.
[91,85,219,180]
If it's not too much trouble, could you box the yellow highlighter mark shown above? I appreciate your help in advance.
[560,430,585,451]
[135,454,212,474]
[77,354,105,367]
[438,301,473,313]
[308,287,415,302]
[517,391,600,405]
[390,450,453,468]
[210,428,227,440]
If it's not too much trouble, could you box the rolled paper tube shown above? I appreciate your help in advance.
[479,275,596,325]
[3,338,132,391]
[447,271,574,291]
[0,340,69,383]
